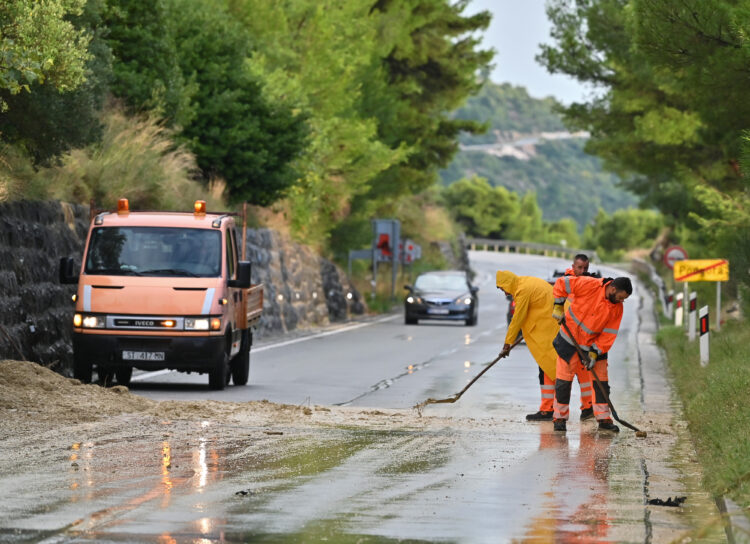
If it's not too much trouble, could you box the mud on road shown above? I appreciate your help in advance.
[0,359,728,543]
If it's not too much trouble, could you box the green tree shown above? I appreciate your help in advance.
[228,0,406,245]
[539,0,750,294]
[441,176,519,238]
[0,0,91,111]
[0,0,109,162]
[167,0,307,206]
[362,0,494,200]
[103,0,194,127]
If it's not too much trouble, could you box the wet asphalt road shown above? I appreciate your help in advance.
[1,252,728,543]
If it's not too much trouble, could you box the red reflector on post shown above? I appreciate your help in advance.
[194,200,206,215]
[117,198,129,214]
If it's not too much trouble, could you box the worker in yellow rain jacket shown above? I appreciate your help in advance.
[496,271,558,421]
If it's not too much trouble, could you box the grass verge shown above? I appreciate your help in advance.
[656,321,750,507]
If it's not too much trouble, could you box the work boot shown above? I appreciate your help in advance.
[553,419,566,432]
[580,407,594,421]
[526,410,553,421]
[598,419,620,433]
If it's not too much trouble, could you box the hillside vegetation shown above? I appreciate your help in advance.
[440,82,638,230]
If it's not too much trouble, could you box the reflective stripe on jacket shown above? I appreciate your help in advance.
[552,275,623,355]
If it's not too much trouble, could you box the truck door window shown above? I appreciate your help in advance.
[85,227,221,277]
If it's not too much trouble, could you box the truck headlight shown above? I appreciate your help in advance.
[80,315,105,328]
[185,318,210,330]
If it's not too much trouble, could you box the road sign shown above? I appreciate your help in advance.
[663,245,688,269]
[674,259,729,282]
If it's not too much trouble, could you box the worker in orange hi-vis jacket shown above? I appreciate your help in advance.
[551,275,632,433]
[496,271,558,421]
[563,254,595,421]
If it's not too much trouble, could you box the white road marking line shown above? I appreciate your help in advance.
[129,314,400,382]
[253,314,401,352]
[130,369,172,382]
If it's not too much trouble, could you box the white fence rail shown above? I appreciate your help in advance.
[465,238,600,263]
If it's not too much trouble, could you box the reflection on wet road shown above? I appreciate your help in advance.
[0,252,728,543]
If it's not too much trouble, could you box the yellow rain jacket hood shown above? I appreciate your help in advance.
[496,270,558,379]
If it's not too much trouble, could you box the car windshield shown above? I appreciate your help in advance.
[85,227,221,277]
[414,274,468,292]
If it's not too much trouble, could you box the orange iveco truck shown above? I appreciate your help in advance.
[59,199,263,390]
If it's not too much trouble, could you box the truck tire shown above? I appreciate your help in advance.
[98,366,115,386]
[116,367,133,386]
[231,330,251,386]
[209,351,229,390]
[73,356,93,383]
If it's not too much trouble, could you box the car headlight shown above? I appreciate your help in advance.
[185,318,210,330]
[406,296,422,304]
[75,314,105,328]
[455,296,473,305]
[464,297,472,305]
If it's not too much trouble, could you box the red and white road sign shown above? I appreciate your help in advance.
[663,245,688,270]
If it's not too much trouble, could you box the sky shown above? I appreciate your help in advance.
[465,0,590,105]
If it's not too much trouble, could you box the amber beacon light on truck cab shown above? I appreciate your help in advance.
[59,199,263,390]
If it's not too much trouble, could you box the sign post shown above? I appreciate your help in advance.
[674,259,729,331]
[699,305,709,366]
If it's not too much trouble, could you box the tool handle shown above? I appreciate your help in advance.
[451,336,524,399]
[560,320,642,433]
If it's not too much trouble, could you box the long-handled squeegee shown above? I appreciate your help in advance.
[414,336,523,415]
[561,320,647,438]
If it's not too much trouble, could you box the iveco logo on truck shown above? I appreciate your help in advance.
[59,198,264,390]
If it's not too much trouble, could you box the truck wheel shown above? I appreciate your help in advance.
[98,366,115,386]
[116,367,132,386]
[231,330,251,386]
[73,356,93,383]
[209,351,229,390]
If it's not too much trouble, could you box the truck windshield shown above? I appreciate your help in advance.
[85,227,222,277]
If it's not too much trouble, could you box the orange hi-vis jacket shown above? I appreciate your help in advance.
[553,275,623,356]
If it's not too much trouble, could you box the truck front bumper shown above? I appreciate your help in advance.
[73,332,224,373]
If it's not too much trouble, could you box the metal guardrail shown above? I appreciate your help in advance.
[465,237,600,263]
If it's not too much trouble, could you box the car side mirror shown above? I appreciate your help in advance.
[228,261,251,288]
[404,284,413,292]
[470,286,479,294]
[59,257,78,284]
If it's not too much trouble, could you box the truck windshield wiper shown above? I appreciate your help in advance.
[139,268,200,277]
[88,268,143,276]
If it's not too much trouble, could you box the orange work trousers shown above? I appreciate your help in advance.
[537,366,555,412]
[553,353,611,421]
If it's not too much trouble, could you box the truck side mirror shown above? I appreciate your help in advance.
[228,261,251,288]
[59,257,78,284]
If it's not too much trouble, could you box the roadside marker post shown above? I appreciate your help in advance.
[674,293,684,326]
[688,292,697,341]
[699,305,710,366]
[666,290,674,320]
[683,282,689,330]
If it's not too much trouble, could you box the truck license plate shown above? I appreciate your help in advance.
[122,350,165,361]
[427,308,449,315]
